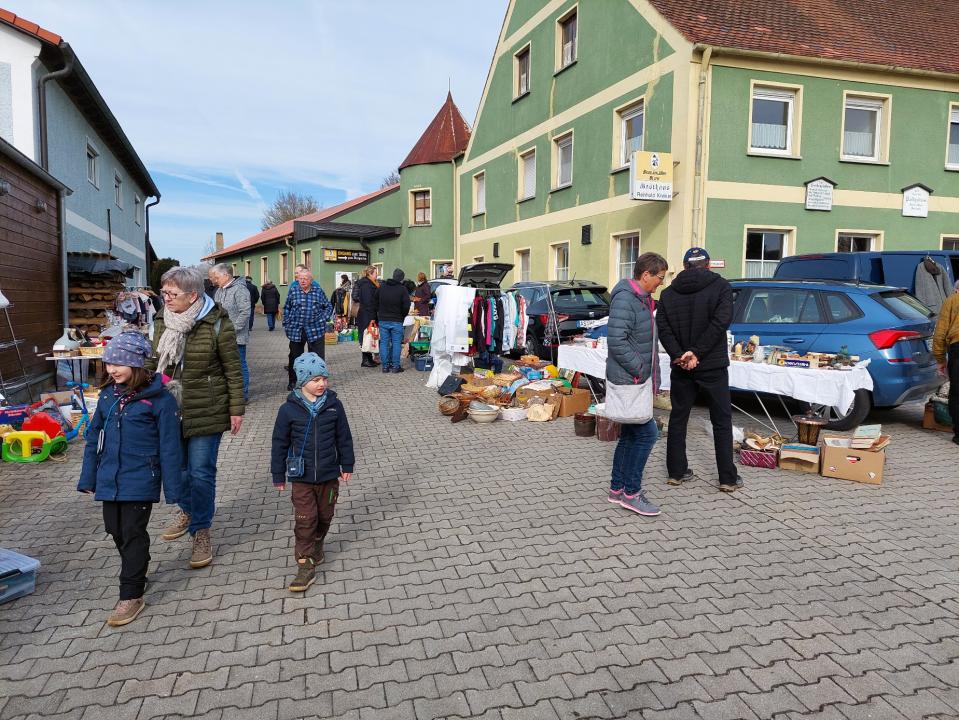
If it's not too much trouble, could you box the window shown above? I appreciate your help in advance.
[554,132,573,188]
[373,262,384,278]
[745,230,785,278]
[431,260,453,278]
[553,243,569,281]
[618,102,644,167]
[742,289,823,324]
[948,106,959,168]
[134,195,142,225]
[558,9,577,69]
[231,262,238,276]
[473,173,486,215]
[243,260,251,278]
[837,233,878,253]
[412,190,431,225]
[553,288,608,312]
[515,45,531,98]
[301,249,311,270]
[751,87,795,155]
[942,237,959,251]
[875,290,934,320]
[519,149,536,200]
[823,292,863,323]
[86,142,99,187]
[113,173,122,207]
[260,257,268,284]
[280,252,289,284]
[842,96,885,161]
[616,233,640,280]
[516,249,531,282]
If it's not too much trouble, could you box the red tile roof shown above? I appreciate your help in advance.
[648,0,959,76]
[0,8,62,45]
[206,184,400,260]
[399,92,471,170]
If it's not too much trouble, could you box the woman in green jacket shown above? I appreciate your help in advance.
[149,265,245,569]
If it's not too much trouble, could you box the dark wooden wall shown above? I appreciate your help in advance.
[0,155,62,395]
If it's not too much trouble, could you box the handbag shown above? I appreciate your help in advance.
[603,283,656,425]
[286,411,315,479]
[360,321,379,353]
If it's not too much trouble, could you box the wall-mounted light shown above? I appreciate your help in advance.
[35,199,47,213]
[0,179,11,196]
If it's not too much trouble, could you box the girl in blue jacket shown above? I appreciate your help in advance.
[78,332,182,627]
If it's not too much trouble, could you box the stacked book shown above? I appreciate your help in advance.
[851,424,890,451]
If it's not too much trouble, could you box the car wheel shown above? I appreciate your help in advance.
[525,331,546,361]
[805,389,872,431]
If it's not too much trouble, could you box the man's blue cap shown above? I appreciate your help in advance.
[683,247,710,265]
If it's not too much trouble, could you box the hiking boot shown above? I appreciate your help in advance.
[189,528,213,568]
[361,358,375,368]
[161,510,190,541]
[667,470,694,487]
[608,489,624,504]
[392,367,405,374]
[719,475,745,493]
[618,491,661,516]
[107,598,145,627]
[289,559,316,592]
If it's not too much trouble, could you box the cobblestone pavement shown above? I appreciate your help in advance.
[2,326,959,720]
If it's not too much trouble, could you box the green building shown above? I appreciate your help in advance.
[458,0,959,286]
[207,93,469,299]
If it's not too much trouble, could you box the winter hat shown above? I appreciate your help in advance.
[294,352,329,388]
[392,268,405,282]
[102,331,153,368]
[683,247,710,266]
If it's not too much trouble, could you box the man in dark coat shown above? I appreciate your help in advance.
[261,280,281,331]
[656,247,742,492]
[245,276,260,331]
[377,268,412,373]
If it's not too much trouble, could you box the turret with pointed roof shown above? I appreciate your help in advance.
[399,92,471,170]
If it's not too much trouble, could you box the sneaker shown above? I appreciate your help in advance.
[161,510,190,541]
[608,489,624,504]
[107,598,145,627]
[667,470,694,487]
[289,560,316,592]
[382,366,392,373]
[190,528,213,568]
[719,475,745,493]
[392,367,405,374]
[618,491,661,516]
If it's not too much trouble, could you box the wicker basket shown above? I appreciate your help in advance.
[78,346,103,357]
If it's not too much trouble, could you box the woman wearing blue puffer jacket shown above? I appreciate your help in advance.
[77,332,182,627]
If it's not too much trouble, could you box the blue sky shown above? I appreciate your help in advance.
[8,1,506,263]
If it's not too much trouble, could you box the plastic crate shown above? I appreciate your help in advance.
[415,356,434,372]
[0,548,40,604]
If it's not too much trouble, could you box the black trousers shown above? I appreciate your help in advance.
[102,501,153,600]
[666,366,738,485]
[948,342,959,437]
[288,336,325,385]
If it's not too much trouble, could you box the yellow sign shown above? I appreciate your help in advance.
[630,151,673,202]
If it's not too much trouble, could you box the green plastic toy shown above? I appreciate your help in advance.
[2,431,68,463]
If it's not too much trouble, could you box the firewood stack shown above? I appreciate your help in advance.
[68,274,123,337]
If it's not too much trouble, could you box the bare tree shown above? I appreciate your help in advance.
[261,190,321,230]
[380,170,401,188]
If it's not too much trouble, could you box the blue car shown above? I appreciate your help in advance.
[729,279,940,429]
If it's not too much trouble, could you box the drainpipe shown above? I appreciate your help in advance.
[57,188,69,326]
[38,45,75,170]
[106,207,113,255]
[691,45,713,248]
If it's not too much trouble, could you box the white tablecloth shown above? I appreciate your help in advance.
[557,344,873,411]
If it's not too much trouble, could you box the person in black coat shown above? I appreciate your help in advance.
[353,266,380,367]
[245,277,260,331]
[656,247,740,492]
[261,281,281,331]
[377,268,412,373]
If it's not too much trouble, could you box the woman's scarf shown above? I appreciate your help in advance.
[156,296,204,373]
[367,275,380,288]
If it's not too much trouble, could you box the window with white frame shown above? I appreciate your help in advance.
[619,102,644,167]
[515,45,530,97]
[244,259,251,277]
[134,195,142,225]
[553,243,569,280]
[837,233,878,253]
[519,149,536,200]
[948,106,959,168]
[412,190,431,225]
[751,88,794,154]
[745,230,785,278]
[616,233,640,280]
[301,249,311,270]
[260,257,268,284]
[474,173,486,214]
[842,97,884,161]
[517,249,531,282]
[113,173,122,207]
[558,9,577,68]
[231,262,238,276]
[942,237,959,251]
[86,142,99,186]
[554,132,573,187]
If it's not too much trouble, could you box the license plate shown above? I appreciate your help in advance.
[577,320,589,328]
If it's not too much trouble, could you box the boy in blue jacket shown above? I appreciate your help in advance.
[271,353,354,592]
[78,332,182,626]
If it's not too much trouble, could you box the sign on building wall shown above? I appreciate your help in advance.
[323,248,370,264]
[902,184,932,218]
[804,177,836,212]
[630,151,673,201]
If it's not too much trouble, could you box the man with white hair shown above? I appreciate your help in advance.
[283,264,333,391]
[933,278,959,445]
[209,264,251,401]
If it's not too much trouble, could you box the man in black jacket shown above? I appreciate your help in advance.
[245,276,260,331]
[656,247,742,492]
[377,269,411,373]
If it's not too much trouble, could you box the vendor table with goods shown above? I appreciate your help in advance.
[556,343,873,435]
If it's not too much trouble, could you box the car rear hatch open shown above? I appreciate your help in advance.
[457,262,514,289]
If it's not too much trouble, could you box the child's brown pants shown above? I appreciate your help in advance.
[291,480,339,561]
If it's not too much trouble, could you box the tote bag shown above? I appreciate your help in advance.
[603,283,655,425]
[361,321,380,353]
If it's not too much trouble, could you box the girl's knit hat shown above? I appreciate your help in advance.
[102,331,153,368]
[294,353,329,388]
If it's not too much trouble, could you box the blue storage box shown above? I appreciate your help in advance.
[0,548,40,604]
[415,356,434,372]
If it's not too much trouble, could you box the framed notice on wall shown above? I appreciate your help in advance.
[630,151,673,201]
[322,248,370,264]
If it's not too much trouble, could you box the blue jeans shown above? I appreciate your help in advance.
[266,312,277,331]
[179,433,223,534]
[379,321,404,369]
[237,344,249,401]
[611,419,658,495]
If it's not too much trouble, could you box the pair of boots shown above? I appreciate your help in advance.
[161,509,212,568]
[361,352,378,368]
[289,540,325,592]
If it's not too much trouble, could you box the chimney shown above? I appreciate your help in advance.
[215,232,224,252]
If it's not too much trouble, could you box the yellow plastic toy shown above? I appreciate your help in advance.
[1,431,68,463]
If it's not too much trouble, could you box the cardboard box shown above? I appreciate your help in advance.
[923,402,953,433]
[40,391,76,406]
[779,444,820,474]
[739,448,778,469]
[516,384,559,404]
[820,435,884,485]
[557,388,591,418]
